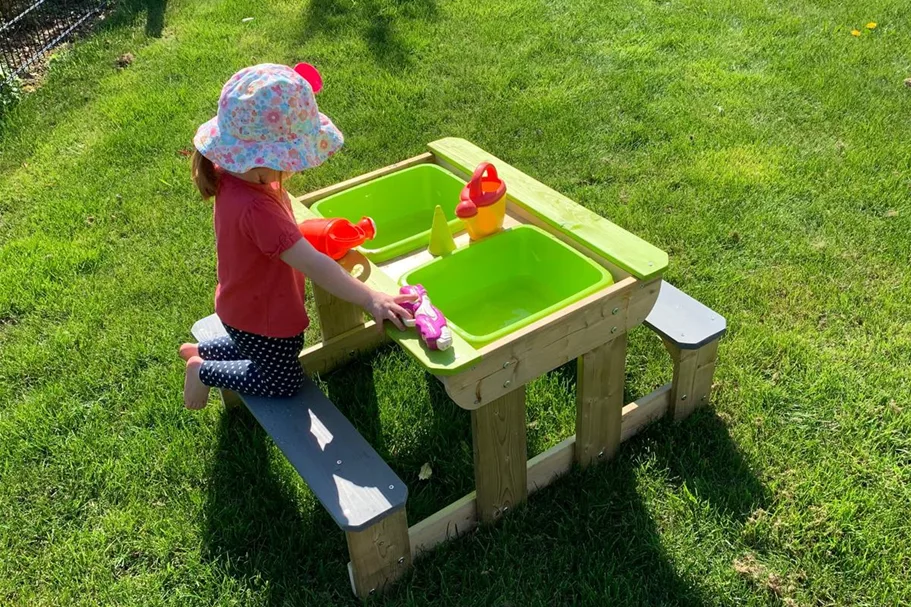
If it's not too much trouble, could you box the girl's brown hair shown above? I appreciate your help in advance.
[191,150,219,199]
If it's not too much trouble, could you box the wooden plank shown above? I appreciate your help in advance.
[693,341,720,407]
[297,153,433,208]
[620,383,672,441]
[645,281,727,349]
[219,389,243,410]
[291,195,322,223]
[346,509,411,598]
[441,277,661,409]
[428,138,668,280]
[628,278,663,328]
[406,383,671,557]
[312,284,364,340]
[408,491,477,557]
[670,345,698,420]
[526,436,575,494]
[471,386,528,523]
[664,340,719,420]
[575,333,627,467]
[298,321,387,376]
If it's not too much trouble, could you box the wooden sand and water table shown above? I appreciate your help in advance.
[192,137,727,598]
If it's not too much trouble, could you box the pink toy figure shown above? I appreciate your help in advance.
[399,284,452,351]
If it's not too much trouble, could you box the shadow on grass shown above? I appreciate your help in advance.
[144,0,167,38]
[300,0,438,69]
[104,0,168,38]
[385,407,766,604]
[650,409,767,523]
[203,352,765,604]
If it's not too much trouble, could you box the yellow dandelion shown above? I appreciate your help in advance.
[851,29,861,36]
[866,22,877,29]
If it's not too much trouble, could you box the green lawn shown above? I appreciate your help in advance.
[1,0,910,604]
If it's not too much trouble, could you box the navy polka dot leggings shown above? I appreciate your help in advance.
[197,324,305,398]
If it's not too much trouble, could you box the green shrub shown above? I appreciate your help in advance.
[0,69,23,117]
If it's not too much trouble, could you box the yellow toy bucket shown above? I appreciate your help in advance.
[456,162,507,240]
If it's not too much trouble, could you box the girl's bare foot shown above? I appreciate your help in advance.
[179,343,200,361]
[184,356,210,410]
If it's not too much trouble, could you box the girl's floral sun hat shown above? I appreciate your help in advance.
[194,63,343,174]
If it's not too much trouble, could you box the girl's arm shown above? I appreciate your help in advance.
[280,238,414,331]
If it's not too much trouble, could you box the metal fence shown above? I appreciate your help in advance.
[1,0,107,83]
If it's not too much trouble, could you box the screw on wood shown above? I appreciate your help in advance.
[611,327,617,333]
[502,360,512,368]
[389,484,395,490]
[398,556,405,564]
[336,460,342,465]
[612,307,619,315]
[503,380,511,388]
[681,394,688,401]
[598,450,605,459]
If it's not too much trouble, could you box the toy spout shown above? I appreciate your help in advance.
[357,217,377,240]
[399,284,452,351]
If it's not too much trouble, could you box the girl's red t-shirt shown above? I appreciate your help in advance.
[212,173,309,338]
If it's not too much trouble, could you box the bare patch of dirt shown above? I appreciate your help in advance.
[115,52,134,68]
[733,553,805,603]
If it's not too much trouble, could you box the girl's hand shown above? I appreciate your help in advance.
[279,240,416,330]
[365,291,415,332]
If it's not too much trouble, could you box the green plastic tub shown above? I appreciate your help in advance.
[402,225,615,347]
[310,164,465,263]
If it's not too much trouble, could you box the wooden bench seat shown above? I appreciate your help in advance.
[643,281,726,420]
[191,314,411,596]
[644,281,726,349]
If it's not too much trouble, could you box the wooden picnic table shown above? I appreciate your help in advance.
[250,138,726,597]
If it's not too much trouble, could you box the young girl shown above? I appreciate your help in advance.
[180,63,413,409]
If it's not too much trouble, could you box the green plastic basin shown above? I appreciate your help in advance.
[310,164,465,263]
[402,225,615,347]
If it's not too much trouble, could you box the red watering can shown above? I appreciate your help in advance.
[299,217,376,260]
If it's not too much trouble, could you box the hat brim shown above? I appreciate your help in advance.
[193,113,344,173]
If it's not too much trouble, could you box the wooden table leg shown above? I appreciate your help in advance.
[218,389,243,410]
[471,386,528,523]
[313,284,364,340]
[575,333,628,467]
[663,338,719,421]
[346,509,411,599]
